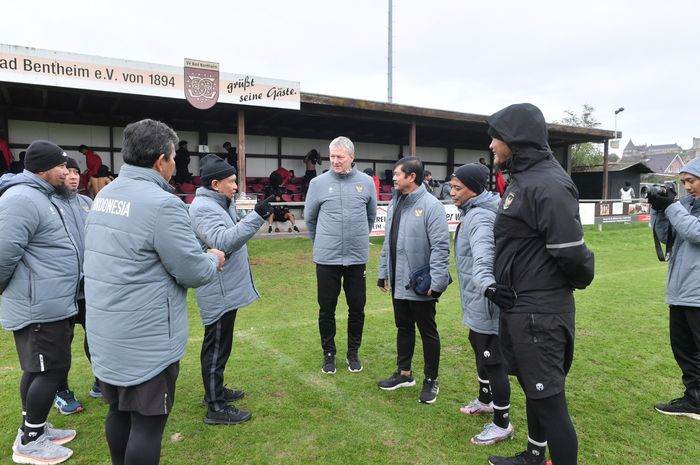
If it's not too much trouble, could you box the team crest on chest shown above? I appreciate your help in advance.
[503,193,515,210]
[414,208,423,217]
[355,184,364,193]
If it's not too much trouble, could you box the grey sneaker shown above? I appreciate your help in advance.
[44,423,76,445]
[471,422,514,445]
[346,354,363,373]
[419,378,439,404]
[321,353,336,374]
[378,371,416,390]
[12,429,21,453]
[12,433,73,464]
[460,398,494,416]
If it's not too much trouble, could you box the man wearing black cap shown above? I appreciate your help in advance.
[189,154,272,425]
[0,140,79,464]
[52,157,98,415]
[484,104,594,465]
[451,163,514,446]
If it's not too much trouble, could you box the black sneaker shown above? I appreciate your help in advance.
[202,387,245,405]
[419,378,439,404]
[204,405,252,425]
[268,226,273,233]
[321,353,336,374]
[488,450,546,465]
[346,354,363,373]
[377,371,416,390]
[293,225,300,232]
[655,396,700,420]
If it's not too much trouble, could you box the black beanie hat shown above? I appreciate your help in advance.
[66,157,80,172]
[453,163,490,195]
[25,140,68,173]
[200,154,236,186]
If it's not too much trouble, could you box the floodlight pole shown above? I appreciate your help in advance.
[388,0,393,103]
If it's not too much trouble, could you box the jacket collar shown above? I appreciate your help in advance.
[329,165,357,179]
[394,183,427,206]
[195,186,230,209]
[118,164,175,193]
[0,171,57,197]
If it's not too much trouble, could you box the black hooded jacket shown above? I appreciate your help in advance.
[487,103,594,313]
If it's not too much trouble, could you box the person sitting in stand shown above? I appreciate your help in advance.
[267,190,300,233]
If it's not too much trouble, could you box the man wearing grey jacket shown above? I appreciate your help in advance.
[304,136,377,374]
[650,157,700,420]
[377,156,450,404]
[451,163,513,446]
[189,154,272,426]
[0,140,78,464]
[52,157,94,416]
[84,120,225,465]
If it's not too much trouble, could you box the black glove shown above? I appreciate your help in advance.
[484,283,516,309]
[430,290,442,299]
[649,187,676,211]
[254,199,273,219]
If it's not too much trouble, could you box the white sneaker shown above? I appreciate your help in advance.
[12,433,73,464]
[471,422,514,446]
[460,398,494,416]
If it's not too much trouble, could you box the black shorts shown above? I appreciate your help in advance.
[468,330,503,367]
[100,362,179,416]
[13,318,73,373]
[499,312,575,399]
[72,299,86,328]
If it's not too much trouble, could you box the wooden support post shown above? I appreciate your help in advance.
[409,121,416,156]
[237,109,246,192]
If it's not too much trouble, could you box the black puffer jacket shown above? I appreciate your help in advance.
[487,103,594,313]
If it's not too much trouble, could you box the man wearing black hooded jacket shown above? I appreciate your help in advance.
[484,103,594,465]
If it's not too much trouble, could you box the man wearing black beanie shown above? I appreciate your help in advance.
[484,104,594,465]
[0,140,78,463]
[188,154,272,425]
[451,163,514,446]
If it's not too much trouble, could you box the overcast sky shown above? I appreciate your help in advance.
[2,0,698,152]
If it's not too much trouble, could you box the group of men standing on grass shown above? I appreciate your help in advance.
[0,101,697,465]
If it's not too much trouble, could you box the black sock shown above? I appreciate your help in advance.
[22,421,45,445]
[526,436,547,463]
[477,377,492,404]
[493,403,510,428]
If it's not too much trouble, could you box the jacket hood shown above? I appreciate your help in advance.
[119,164,176,193]
[681,157,700,178]
[195,186,230,209]
[487,103,552,172]
[461,190,500,213]
[0,171,55,197]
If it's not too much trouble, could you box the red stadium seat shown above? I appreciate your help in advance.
[379,193,392,201]
[184,194,195,204]
[192,176,202,186]
[380,184,392,193]
[286,184,300,193]
[281,194,292,202]
[291,194,303,202]
[178,183,196,194]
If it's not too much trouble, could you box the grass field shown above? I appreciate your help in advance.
[0,223,698,464]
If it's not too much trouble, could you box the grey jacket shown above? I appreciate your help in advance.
[84,164,219,386]
[0,172,80,330]
[189,187,265,326]
[454,191,500,334]
[378,184,451,301]
[304,166,377,266]
[53,191,92,300]
[652,157,700,307]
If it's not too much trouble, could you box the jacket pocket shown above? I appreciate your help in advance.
[166,296,173,341]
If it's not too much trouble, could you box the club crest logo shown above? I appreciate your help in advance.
[184,58,220,110]
[535,382,544,391]
[415,208,423,217]
[503,192,515,210]
[355,184,364,193]
[483,350,491,358]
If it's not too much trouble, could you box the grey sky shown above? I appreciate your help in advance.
[2,0,698,151]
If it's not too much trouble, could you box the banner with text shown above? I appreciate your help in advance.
[370,203,462,237]
[0,44,300,110]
